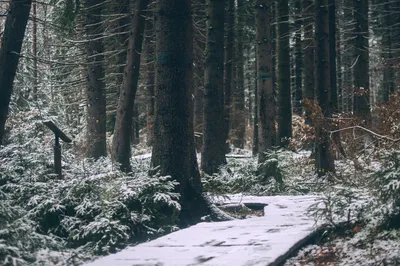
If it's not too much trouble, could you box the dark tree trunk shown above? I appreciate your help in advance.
[131,103,140,145]
[193,0,206,151]
[223,0,235,153]
[255,0,276,162]
[277,0,292,146]
[294,0,303,116]
[353,0,370,119]
[337,14,343,111]
[144,15,155,146]
[328,0,338,112]
[253,51,259,156]
[0,0,32,144]
[315,0,335,176]
[84,0,107,159]
[32,1,38,101]
[303,0,315,125]
[382,0,394,103]
[231,0,246,149]
[152,0,228,227]
[106,0,130,132]
[201,0,226,175]
[112,0,149,172]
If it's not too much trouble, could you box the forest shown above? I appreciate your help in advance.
[0,0,400,265]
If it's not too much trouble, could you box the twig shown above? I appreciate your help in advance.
[329,125,400,142]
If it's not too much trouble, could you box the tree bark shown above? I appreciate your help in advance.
[201,0,226,175]
[277,0,292,146]
[84,0,107,159]
[256,0,276,164]
[329,0,338,112]
[252,50,259,156]
[382,0,394,103]
[303,0,315,125]
[152,0,229,226]
[315,0,335,176]
[294,0,303,116]
[32,0,38,101]
[231,0,246,149]
[352,0,370,119]
[112,0,149,172]
[223,0,235,153]
[144,15,155,146]
[0,0,32,144]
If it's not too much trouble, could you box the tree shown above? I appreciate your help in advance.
[381,0,395,103]
[112,0,149,172]
[151,0,230,226]
[223,0,235,153]
[303,0,315,125]
[201,0,226,175]
[0,0,32,144]
[255,0,276,163]
[277,0,292,146]
[353,0,370,119]
[294,0,303,115]
[84,0,107,158]
[144,14,155,145]
[231,0,246,149]
[315,0,335,176]
[329,0,338,112]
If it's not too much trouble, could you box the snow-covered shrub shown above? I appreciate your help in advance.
[0,110,180,265]
[203,149,319,196]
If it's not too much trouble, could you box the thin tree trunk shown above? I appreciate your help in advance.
[0,0,32,143]
[382,0,394,103]
[255,0,276,161]
[294,0,303,116]
[223,0,235,153]
[231,0,246,149]
[112,0,149,172]
[253,49,259,156]
[315,0,335,176]
[277,0,292,146]
[144,15,155,146]
[32,0,38,101]
[201,0,226,175]
[329,0,338,112]
[303,0,314,125]
[353,0,370,119]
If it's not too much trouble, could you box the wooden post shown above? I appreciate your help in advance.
[43,121,72,177]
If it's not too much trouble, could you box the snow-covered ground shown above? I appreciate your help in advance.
[82,195,318,266]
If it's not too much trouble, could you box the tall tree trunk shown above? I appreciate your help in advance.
[255,0,276,161]
[382,0,394,103]
[315,0,335,176]
[106,0,130,132]
[112,0,149,172]
[294,0,303,116]
[277,0,292,146]
[329,0,338,112]
[84,0,107,159]
[231,0,246,149]
[337,14,343,111]
[223,0,235,153]
[253,50,259,156]
[201,0,226,175]
[0,0,32,143]
[152,0,229,227]
[144,15,155,146]
[353,0,370,119]
[303,0,315,125]
[32,0,38,101]
[193,0,206,151]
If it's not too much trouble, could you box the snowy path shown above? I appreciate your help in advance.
[82,195,318,266]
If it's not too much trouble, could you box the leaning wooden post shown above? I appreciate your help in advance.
[43,121,72,177]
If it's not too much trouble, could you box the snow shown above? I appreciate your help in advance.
[82,195,318,266]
